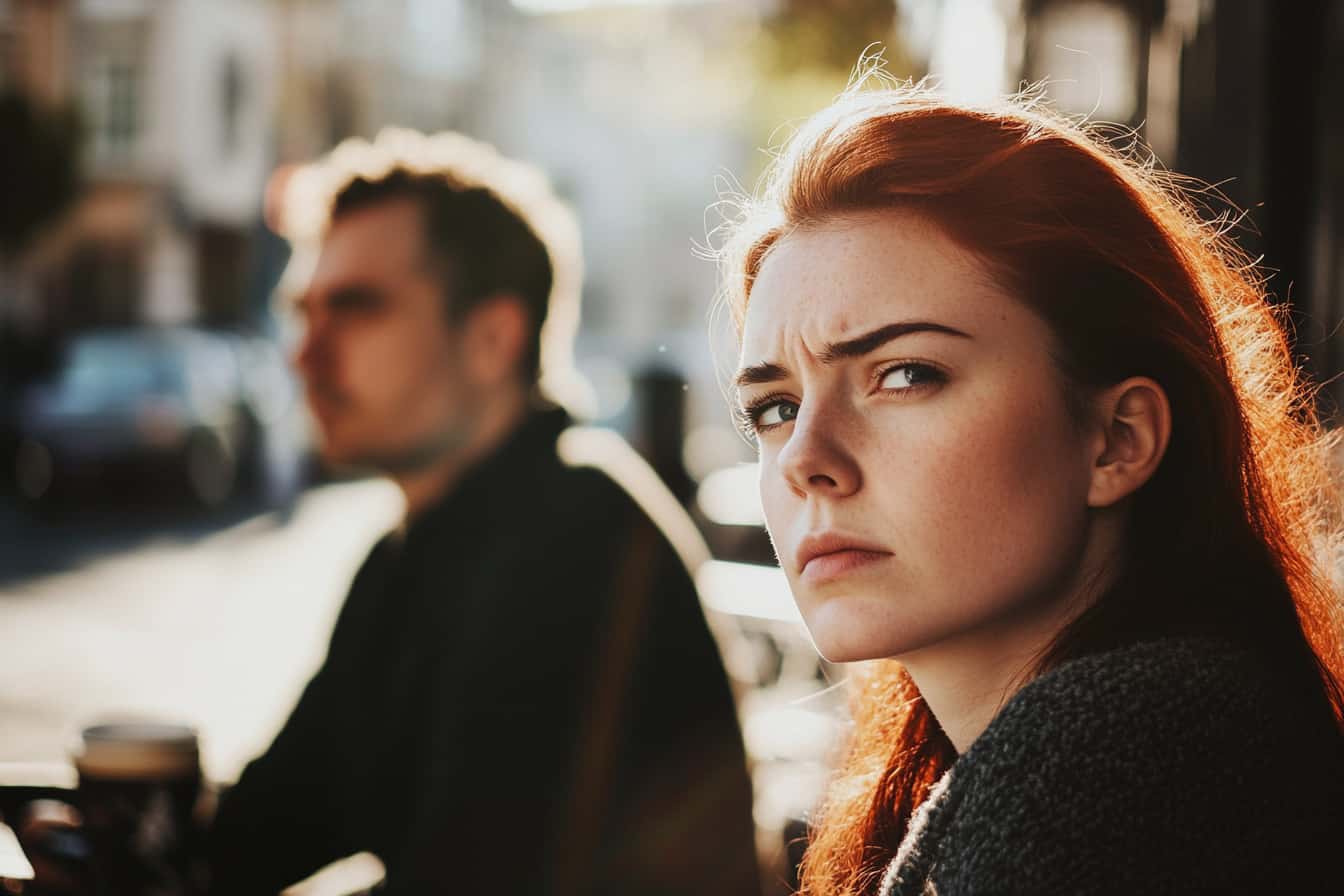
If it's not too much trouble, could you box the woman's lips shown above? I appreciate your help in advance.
[801,548,890,583]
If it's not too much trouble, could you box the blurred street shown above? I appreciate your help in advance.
[1,1,1341,891]
[0,481,402,784]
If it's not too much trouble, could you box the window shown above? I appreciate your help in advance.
[80,21,146,166]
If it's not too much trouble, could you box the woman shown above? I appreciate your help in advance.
[720,78,1344,895]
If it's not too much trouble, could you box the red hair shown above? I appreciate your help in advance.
[720,81,1344,896]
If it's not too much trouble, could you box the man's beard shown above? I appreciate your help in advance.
[370,421,474,475]
[326,413,477,477]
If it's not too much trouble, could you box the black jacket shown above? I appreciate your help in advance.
[208,407,759,895]
[879,635,1344,895]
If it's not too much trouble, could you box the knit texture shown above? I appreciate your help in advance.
[878,636,1344,896]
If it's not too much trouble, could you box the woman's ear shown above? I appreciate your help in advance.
[1087,376,1172,509]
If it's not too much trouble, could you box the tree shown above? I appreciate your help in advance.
[748,0,919,169]
[0,90,81,390]
[0,88,81,259]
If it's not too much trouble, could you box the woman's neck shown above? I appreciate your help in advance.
[901,520,1123,753]
[901,622,1063,754]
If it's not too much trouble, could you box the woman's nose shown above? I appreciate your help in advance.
[776,406,861,499]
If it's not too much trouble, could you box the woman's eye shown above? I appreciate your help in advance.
[756,401,798,428]
[737,396,799,437]
[880,363,942,391]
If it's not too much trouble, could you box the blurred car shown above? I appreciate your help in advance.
[220,330,310,504]
[13,328,261,506]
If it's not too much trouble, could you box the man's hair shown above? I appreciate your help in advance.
[275,130,585,403]
[331,167,553,383]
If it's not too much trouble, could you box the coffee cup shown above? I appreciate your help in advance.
[74,721,204,895]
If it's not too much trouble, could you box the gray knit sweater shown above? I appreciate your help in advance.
[878,636,1344,896]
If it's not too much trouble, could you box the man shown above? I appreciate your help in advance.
[208,134,759,895]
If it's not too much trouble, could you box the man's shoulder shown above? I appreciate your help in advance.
[546,425,710,574]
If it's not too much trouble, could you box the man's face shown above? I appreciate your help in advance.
[293,198,476,472]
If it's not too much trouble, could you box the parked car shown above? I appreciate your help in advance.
[13,328,258,506]
[219,330,310,504]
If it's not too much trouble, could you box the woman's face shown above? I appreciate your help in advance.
[737,211,1099,663]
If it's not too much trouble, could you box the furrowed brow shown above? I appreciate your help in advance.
[817,320,971,363]
[734,321,970,391]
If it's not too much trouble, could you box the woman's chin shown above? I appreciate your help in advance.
[800,591,934,664]
[809,638,876,664]
[805,612,901,663]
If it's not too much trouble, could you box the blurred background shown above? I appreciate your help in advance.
[1,0,1341,892]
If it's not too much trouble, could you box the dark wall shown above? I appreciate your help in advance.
[1175,0,1344,411]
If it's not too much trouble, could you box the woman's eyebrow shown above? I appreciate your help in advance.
[734,320,971,389]
[734,361,790,390]
[817,320,971,362]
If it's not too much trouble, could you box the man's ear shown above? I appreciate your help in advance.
[462,293,530,386]
[1087,376,1172,509]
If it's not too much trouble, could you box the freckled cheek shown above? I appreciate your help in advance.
[896,395,1084,585]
